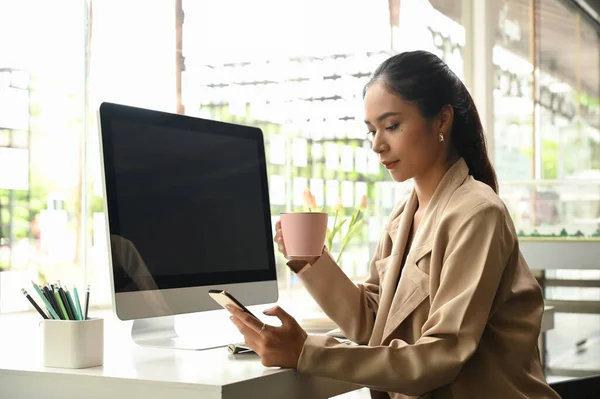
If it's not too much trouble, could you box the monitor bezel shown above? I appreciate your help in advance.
[98,102,278,296]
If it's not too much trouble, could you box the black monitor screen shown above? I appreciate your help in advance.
[99,103,276,293]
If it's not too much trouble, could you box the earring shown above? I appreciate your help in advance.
[439,132,444,142]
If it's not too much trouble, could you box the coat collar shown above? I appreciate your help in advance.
[376,158,471,343]
[405,157,470,262]
[386,157,470,244]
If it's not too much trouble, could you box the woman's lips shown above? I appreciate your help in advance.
[383,161,398,170]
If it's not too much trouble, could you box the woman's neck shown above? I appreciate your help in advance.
[413,159,457,212]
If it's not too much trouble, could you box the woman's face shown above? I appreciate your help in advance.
[363,81,447,183]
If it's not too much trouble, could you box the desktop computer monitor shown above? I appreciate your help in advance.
[98,102,278,349]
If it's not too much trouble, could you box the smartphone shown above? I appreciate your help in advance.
[208,289,258,319]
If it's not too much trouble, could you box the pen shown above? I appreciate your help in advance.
[65,288,81,320]
[84,285,90,320]
[50,283,63,319]
[47,284,64,320]
[21,288,49,319]
[53,288,69,320]
[43,285,62,320]
[58,284,75,320]
[31,282,60,320]
[73,285,83,321]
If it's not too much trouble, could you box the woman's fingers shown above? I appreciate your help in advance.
[273,220,287,256]
[227,305,264,334]
[277,240,287,256]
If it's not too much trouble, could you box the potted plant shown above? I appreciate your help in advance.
[293,189,368,333]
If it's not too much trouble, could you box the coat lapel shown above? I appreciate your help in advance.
[368,191,417,346]
[380,158,471,343]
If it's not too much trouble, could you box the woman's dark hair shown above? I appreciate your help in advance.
[363,50,498,193]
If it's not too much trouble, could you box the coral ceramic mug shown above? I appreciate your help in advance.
[279,212,328,257]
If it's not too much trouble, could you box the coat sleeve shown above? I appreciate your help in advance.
[297,203,514,396]
[294,230,389,344]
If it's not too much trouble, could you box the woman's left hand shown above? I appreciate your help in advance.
[227,305,308,368]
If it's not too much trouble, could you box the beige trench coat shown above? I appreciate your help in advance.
[295,159,560,399]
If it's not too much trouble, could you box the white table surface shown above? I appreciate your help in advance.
[0,305,556,399]
[0,310,359,399]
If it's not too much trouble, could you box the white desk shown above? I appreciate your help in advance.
[0,307,556,399]
[0,312,359,399]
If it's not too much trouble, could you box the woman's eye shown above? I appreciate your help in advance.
[366,130,375,137]
[386,123,399,131]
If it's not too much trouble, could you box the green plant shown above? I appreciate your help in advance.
[303,189,367,264]
[90,195,105,213]
[519,227,600,239]
[559,228,568,237]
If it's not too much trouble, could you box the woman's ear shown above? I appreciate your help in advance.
[437,104,454,134]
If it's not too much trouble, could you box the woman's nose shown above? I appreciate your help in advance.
[372,136,388,154]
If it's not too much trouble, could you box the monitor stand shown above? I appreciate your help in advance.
[131,316,231,350]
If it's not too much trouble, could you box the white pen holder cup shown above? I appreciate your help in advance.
[40,318,104,369]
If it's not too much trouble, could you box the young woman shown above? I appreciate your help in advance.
[228,50,560,399]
